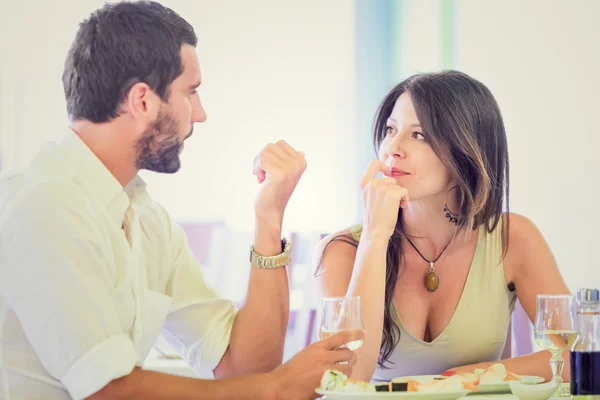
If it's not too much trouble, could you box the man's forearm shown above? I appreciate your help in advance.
[224,139,306,376]
[90,368,275,400]
[226,217,290,374]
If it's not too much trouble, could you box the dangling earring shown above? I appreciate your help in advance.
[443,186,460,225]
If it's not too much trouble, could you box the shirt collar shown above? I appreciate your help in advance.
[59,128,147,228]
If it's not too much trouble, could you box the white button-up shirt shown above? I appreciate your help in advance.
[0,130,238,399]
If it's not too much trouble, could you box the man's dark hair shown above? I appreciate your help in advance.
[63,1,197,123]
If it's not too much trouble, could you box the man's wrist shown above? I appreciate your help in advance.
[257,372,280,400]
[253,216,283,257]
[250,238,290,268]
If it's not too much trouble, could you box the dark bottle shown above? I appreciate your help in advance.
[571,288,600,399]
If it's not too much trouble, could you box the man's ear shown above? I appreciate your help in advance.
[123,82,161,123]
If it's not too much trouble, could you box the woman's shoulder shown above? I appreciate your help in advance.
[313,225,361,276]
[315,225,360,258]
[321,221,363,246]
[502,212,548,274]
[502,212,542,248]
[485,212,537,240]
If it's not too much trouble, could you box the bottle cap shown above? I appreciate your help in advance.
[577,288,600,303]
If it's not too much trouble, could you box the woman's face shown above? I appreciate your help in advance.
[378,92,455,201]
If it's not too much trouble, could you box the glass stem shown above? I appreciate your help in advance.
[549,351,564,386]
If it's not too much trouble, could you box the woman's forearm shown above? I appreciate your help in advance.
[345,231,389,381]
[452,349,571,382]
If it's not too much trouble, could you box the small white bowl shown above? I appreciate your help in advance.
[509,380,558,400]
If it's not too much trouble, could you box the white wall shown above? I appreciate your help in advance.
[455,0,600,291]
[0,0,358,234]
[0,0,106,171]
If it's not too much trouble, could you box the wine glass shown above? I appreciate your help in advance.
[534,294,577,397]
[319,296,363,351]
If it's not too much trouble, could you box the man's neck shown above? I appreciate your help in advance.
[70,120,139,187]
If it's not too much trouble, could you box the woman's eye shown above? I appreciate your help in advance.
[412,132,426,140]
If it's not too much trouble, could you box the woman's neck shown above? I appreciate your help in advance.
[400,189,464,258]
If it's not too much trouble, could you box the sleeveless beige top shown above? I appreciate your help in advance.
[348,219,517,380]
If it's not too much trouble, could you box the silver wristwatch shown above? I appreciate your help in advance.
[249,238,292,268]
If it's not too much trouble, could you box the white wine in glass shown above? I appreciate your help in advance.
[319,296,364,351]
[534,330,578,352]
[534,294,578,397]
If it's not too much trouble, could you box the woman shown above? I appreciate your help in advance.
[315,71,570,382]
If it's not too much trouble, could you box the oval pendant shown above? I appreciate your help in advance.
[424,271,440,292]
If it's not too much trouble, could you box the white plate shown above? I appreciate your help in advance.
[478,376,544,394]
[315,389,470,400]
[396,375,545,394]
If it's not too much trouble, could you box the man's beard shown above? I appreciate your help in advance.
[135,108,190,174]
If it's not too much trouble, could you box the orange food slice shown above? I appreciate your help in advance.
[505,372,521,381]
[407,380,422,392]
[462,380,479,392]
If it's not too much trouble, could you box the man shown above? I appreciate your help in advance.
[0,1,360,399]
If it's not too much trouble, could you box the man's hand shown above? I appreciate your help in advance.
[270,329,364,400]
[253,140,307,226]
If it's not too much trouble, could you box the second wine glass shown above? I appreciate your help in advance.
[534,294,577,397]
[319,296,363,350]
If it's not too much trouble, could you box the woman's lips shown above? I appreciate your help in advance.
[390,167,410,177]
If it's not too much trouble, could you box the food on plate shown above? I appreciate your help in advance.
[452,374,480,391]
[391,378,409,392]
[374,382,393,392]
[474,363,521,382]
[413,374,479,393]
[319,364,523,395]
[443,363,521,382]
[441,370,457,377]
[318,370,475,394]
[320,369,346,391]
[319,370,375,393]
